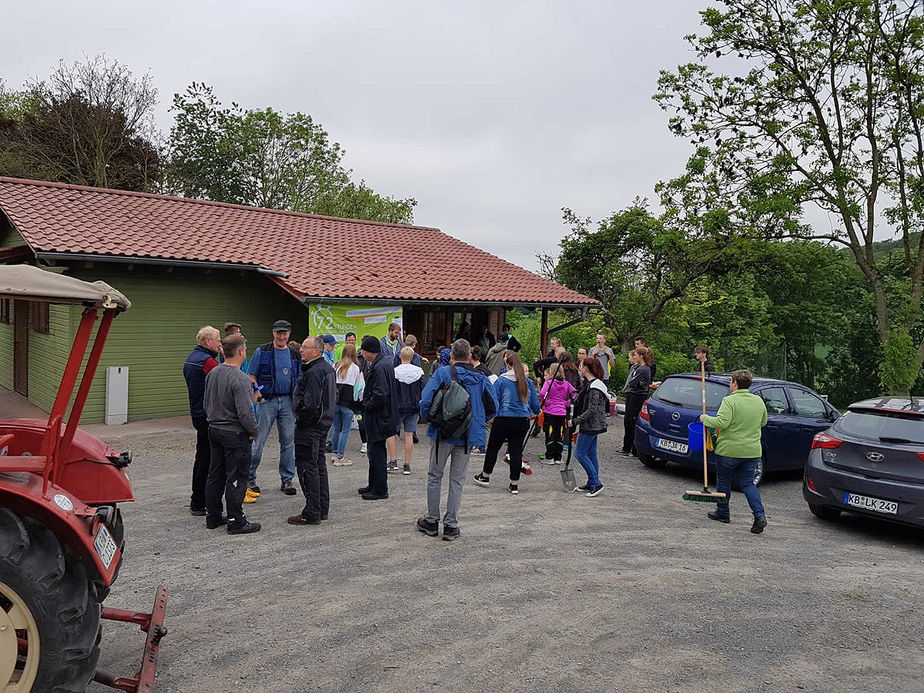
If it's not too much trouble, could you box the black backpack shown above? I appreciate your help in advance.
[429,365,472,440]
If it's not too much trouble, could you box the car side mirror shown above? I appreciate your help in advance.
[826,409,839,423]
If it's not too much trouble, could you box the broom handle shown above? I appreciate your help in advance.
[701,359,708,492]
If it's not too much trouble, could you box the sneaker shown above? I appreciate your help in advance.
[585,485,604,498]
[325,441,333,453]
[361,492,389,500]
[538,453,547,460]
[416,517,439,537]
[333,457,353,467]
[205,515,226,529]
[473,473,490,487]
[227,520,261,535]
[248,485,261,495]
[442,525,461,541]
[471,447,485,456]
[412,432,419,444]
[574,484,592,493]
[402,463,411,475]
[281,481,297,495]
[189,506,207,517]
[360,443,368,454]
[387,459,400,473]
[508,484,519,495]
[751,516,768,534]
[521,462,533,476]
[554,459,564,465]
[540,458,557,466]
[357,486,371,495]
[244,489,259,504]
[708,511,731,524]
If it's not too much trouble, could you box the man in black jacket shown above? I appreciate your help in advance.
[358,336,400,500]
[288,336,336,525]
[183,326,221,516]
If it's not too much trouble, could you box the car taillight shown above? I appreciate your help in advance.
[917,453,924,463]
[811,432,842,450]
[806,476,817,492]
[640,403,650,421]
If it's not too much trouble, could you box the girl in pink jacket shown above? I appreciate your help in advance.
[540,372,576,464]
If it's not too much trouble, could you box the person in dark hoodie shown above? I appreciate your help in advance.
[359,335,400,500]
[288,336,336,525]
[394,346,425,475]
[694,345,715,373]
[569,356,609,497]
[183,326,222,516]
[620,347,653,457]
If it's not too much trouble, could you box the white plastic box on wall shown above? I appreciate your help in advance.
[105,366,129,425]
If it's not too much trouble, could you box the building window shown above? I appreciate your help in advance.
[420,310,447,353]
[0,299,9,324]
[31,302,49,334]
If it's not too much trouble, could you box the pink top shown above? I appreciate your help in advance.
[539,379,576,416]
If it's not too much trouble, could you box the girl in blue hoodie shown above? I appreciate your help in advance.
[473,351,541,494]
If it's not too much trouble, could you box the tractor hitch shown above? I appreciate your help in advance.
[93,585,169,692]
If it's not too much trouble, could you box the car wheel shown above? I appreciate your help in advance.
[809,504,841,521]
[638,453,666,469]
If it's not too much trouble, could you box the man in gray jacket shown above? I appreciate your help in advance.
[204,333,261,535]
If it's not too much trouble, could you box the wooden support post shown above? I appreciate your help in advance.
[540,307,549,358]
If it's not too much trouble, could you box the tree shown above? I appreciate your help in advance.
[166,84,417,224]
[656,0,924,394]
[0,56,161,191]
[544,201,754,346]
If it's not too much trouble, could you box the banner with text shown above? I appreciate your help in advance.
[308,303,403,343]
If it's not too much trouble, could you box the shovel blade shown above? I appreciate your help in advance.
[561,466,576,491]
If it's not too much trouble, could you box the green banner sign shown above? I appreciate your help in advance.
[308,303,403,344]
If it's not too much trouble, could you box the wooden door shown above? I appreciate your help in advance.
[13,300,28,396]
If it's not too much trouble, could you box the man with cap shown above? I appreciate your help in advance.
[321,334,337,366]
[357,335,400,500]
[247,320,301,498]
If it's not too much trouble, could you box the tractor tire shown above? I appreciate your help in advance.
[0,507,101,692]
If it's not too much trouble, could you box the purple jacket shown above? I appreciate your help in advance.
[539,379,576,416]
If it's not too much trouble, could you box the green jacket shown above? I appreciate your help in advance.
[701,388,767,459]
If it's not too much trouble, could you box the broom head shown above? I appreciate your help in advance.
[683,489,728,504]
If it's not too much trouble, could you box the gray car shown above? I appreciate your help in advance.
[803,397,924,529]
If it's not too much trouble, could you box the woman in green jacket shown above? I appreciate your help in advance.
[699,369,768,534]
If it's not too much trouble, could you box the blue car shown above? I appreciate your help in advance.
[634,373,840,485]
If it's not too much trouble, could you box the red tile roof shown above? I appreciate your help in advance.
[0,177,596,306]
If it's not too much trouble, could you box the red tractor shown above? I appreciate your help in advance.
[0,265,167,692]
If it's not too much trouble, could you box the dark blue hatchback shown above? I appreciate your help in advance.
[634,373,840,485]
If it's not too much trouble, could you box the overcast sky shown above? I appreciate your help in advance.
[1,1,708,271]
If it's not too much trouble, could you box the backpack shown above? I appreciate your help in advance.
[429,365,472,441]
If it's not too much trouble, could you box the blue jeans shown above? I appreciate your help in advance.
[331,405,355,456]
[714,455,765,519]
[574,432,600,487]
[249,395,296,485]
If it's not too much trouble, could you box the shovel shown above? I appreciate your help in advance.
[560,423,577,492]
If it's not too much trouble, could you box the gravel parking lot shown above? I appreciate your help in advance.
[87,417,924,693]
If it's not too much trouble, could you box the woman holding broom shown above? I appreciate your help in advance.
[569,356,608,497]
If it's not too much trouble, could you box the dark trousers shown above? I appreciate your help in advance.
[190,416,210,510]
[543,414,567,461]
[358,415,367,444]
[483,416,530,482]
[205,427,251,525]
[623,392,646,454]
[366,439,388,495]
[295,427,330,520]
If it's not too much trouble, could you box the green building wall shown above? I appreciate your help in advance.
[42,266,307,424]
[0,312,12,391]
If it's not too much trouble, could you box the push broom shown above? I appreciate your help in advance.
[682,359,727,504]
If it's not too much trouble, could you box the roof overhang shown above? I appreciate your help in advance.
[34,251,289,278]
[298,295,599,310]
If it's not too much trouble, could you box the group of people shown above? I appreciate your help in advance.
[184,321,764,538]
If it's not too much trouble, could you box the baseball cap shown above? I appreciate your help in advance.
[322,334,337,346]
[273,320,292,332]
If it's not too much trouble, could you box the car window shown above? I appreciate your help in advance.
[651,378,728,409]
[759,386,791,415]
[789,388,827,419]
[834,411,924,444]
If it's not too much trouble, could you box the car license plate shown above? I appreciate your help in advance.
[656,438,689,454]
[94,525,118,569]
[843,492,898,515]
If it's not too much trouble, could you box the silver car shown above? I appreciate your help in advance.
[803,397,924,529]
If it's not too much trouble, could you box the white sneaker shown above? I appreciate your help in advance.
[333,457,353,467]
[360,443,367,454]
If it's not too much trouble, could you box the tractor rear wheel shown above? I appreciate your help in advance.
[0,507,101,692]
